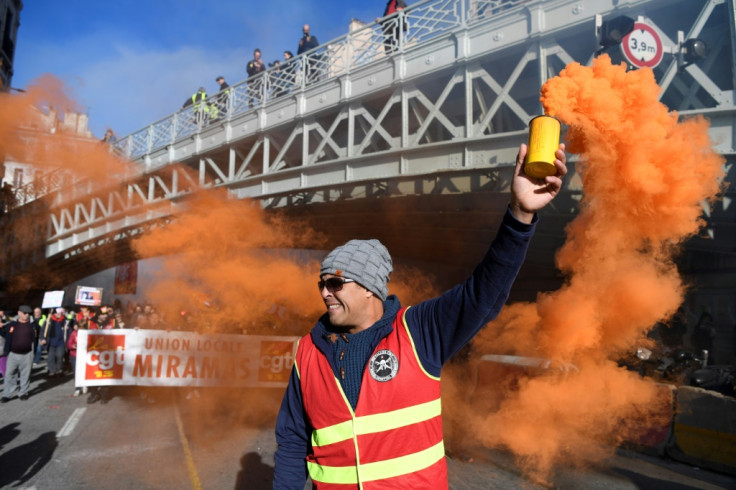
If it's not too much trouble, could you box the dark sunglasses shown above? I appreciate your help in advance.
[318,277,355,293]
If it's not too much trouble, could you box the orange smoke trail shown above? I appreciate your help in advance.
[467,56,725,478]
[131,189,438,336]
[0,76,132,294]
[0,75,128,183]
[131,190,328,336]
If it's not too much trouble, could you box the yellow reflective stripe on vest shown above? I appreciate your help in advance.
[308,440,445,484]
[402,306,440,381]
[311,397,441,447]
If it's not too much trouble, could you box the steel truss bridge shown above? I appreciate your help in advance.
[6,0,736,301]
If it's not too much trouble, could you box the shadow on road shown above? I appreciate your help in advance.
[614,468,705,490]
[29,368,75,395]
[0,422,21,452]
[234,452,274,489]
[0,431,58,487]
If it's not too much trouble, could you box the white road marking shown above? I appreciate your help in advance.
[61,440,181,461]
[58,407,87,438]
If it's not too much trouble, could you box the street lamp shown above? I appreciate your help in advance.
[595,14,636,54]
[677,31,707,70]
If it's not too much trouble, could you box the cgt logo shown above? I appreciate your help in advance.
[85,334,126,380]
[258,340,295,383]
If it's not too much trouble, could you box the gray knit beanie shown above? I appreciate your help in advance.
[320,239,393,301]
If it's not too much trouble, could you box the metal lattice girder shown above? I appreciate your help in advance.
[407,69,464,145]
[36,0,736,260]
[19,0,736,200]
[470,48,535,137]
[354,91,402,153]
[48,165,197,237]
[307,109,349,165]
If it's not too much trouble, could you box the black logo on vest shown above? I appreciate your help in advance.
[369,349,399,382]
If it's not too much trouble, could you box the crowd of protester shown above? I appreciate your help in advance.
[180,2,409,126]
[0,301,193,405]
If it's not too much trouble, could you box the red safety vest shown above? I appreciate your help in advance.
[296,306,447,489]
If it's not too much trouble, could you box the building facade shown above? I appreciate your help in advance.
[0,0,22,91]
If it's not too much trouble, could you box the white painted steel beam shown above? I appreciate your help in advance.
[21,0,734,260]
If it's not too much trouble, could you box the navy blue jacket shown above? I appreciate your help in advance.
[44,315,68,347]
[273,208,537,488]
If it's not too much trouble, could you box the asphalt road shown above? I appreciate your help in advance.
[1,362,735,489]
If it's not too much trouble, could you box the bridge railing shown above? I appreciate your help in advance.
[12,169,77,207]
[114,0,525,160]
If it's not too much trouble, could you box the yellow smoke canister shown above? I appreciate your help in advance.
[524,115,561,179]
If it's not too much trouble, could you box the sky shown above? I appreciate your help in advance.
[12,0,384,139]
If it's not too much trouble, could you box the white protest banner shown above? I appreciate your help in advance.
[42,290,65,308]
[75,329,298,388]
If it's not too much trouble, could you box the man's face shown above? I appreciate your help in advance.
[254,50,261,60]
[319,274,373,329]
[33,307,41,318]
[17,310,30,322]
[303,25,310,36]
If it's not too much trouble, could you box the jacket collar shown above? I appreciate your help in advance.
[310,295,401,358]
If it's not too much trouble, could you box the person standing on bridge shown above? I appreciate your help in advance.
[297,24,319,56]
[297,24,321,85]
[182,87,209,126]
[379,0,408,53]
[101,128,117,144]
[247,49,266,109]
[280,51,297,94]
[273,143,567,488]
[1,306,35,402]
[212,76,230,120]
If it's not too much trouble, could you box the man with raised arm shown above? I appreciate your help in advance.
[274,143,567,488]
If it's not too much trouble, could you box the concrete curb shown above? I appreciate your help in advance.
[666,386,736,475]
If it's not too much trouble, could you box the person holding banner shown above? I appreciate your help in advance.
[68,315,95,397]
[86,306,120,404]
[94,306,120,329]
[273,143,567,488]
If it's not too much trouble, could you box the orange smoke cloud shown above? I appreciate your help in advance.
[131,189,329,336]
[0,75,127,184]
[0,76,131,293]
[131,188,437,335]
[465,56,725,478]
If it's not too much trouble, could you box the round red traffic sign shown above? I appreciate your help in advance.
[621,22,664,68]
